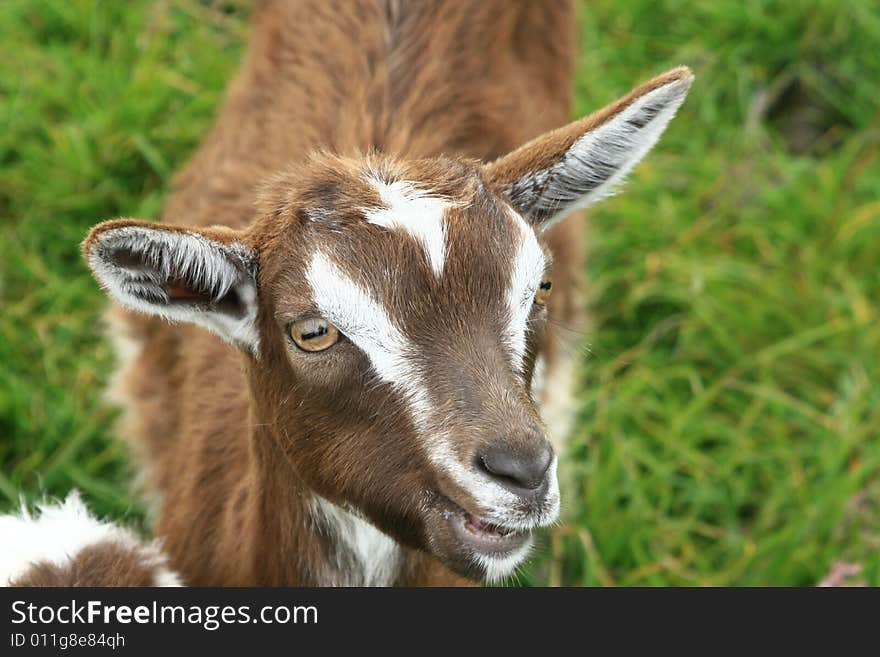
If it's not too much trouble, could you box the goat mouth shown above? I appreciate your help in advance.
[441,499,530,555]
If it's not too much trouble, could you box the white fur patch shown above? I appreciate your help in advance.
[0,492,181,587]
[309,496,401,586]
[87,225,260,354]
[473,537,535,585]
[504,207,547,374]
[526,76,692,229]
[531,354,547,403]
[536,353,580,453]
[363,177,451,276]
[306,251,432,424]
[101,310,163,522]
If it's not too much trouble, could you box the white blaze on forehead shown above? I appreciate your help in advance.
[306,251,431,424]
[504,206,546,373]
[363,177,451,277]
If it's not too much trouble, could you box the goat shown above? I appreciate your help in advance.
[79,0,692,586]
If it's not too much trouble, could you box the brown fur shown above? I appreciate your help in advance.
[81,1,690,586]
[9,541,168,587]
[84,0,690,585]
[84,0,581,587]
[87,156,558,585]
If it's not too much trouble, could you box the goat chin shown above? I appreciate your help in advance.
[0,492,181,587]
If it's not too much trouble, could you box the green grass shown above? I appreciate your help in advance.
[2,0,879,586]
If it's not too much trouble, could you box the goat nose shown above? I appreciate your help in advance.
[478,441,554,493]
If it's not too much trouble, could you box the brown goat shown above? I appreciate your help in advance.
[82,0,692,586]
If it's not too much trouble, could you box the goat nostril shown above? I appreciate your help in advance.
[478,442,554,492]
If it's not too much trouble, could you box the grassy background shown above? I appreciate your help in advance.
[2,0,879,586]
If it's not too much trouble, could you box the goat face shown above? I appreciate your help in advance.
[251,155,559,581]
[84,68,693,582]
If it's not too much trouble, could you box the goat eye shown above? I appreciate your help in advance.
[288,317,340,352]
[534,280,552,306]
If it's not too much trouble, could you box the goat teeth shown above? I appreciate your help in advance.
[464,513,513,538]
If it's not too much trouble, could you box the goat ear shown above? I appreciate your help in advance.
[483,66,693,230]
[83,219,260,354]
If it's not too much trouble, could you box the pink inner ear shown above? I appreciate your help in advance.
[168,285,206,301]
